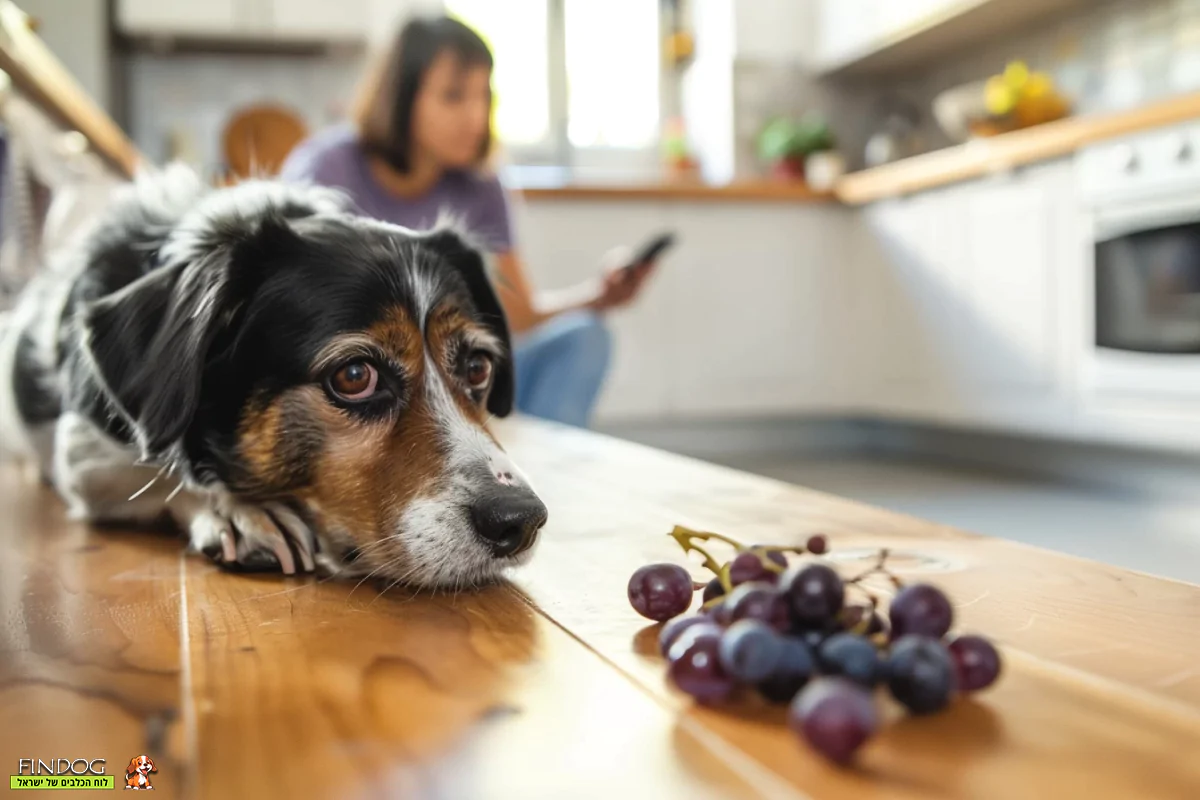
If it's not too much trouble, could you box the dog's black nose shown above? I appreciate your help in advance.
[470,494,548,558]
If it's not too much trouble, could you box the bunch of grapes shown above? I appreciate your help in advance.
[627,526,1002,765]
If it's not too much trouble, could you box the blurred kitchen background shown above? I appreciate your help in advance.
[9,0,1200,582]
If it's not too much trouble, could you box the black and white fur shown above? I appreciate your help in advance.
[0,164,546,587]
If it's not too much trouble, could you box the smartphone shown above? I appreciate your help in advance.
[630,232,677,267]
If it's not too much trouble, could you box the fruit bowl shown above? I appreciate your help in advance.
[933,62,1070,143]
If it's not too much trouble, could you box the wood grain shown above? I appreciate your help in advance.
[3,416,1200,799]
[835,91,1200,205]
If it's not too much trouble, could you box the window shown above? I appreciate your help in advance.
[446,0,662,171]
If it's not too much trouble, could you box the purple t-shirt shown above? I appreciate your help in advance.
[279,125,515,252]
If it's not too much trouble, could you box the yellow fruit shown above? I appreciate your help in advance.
[1024,72,1054,100]
[986,76,1017,116]
[1004,60,1030,90]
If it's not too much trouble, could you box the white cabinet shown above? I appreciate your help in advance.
[270,0,369,40]
[514,199,855,422]
[116,0,367,42]
[816,0,967,70]
[118,0,240,37]
[733,0,817,63]
[856,163,1077,433]
[960,177,1058,392]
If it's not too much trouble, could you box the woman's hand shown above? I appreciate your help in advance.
[589,246,657,312]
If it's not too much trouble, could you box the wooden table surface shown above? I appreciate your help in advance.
[3,418,1200,799]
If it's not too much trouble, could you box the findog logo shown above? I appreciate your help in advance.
[10,757,112,790]
[123,755,157,791]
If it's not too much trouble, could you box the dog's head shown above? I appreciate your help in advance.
[126,755,155,776]
[81,181,546,588]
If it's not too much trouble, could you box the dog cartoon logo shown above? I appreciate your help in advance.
[124,755,156,790]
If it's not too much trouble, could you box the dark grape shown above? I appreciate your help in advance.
[705,598,732,625]
[789,677,879,764]
[948,635,1002,692]
[800,628,829,651]
[702,577,726,604]
[818,633,884,688]
[666,622,723,664]
[659,614,715,657]
[888,583,954,640]
[725,582,791,632]
[751,545,789,569]
[886,635,957,715]
[758,638,816,703]
[628,563,694,621]
[806,534,829,555]
[786,563,845,628]
[719,620,784,683]
[668,634,736,705]
[728,551,776,586]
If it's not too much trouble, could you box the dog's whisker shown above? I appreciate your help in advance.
[128,463,169,502]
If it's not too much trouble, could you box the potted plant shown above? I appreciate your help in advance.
[757,113,836,182]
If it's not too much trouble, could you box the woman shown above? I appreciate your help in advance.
[280,15,655,428]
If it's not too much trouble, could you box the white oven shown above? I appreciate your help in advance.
[1078,122,1200,399]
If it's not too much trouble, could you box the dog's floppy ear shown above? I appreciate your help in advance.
[124,758,138,776]
[82,216,297,458]
[422,228,515,417]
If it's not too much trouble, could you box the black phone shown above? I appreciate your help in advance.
[627,232,677,269]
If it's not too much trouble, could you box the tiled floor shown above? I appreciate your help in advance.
[715,454,1200,586]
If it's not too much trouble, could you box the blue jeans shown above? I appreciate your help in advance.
[513,311,612,428]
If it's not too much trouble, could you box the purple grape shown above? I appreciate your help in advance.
[658,614,714,657]
[758,638,816,703]
[888,583,953,640]
[628,563,694,621]
[806,534,829,555]
[786,563,845,628]
[799,628,829,651]
[818,632,884,688]
[702,577,726,604]
[668,635,736,705]
[948,635,1002,692]
[718,620,784,684]
[725,582,791,631]
[789,677,879,764]
[751,545,788,569]
[728,551,776,586]
[666,623,723,664]
[705,598,732,625]
[886,635,956,715]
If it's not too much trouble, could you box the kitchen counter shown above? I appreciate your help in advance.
[517,179,832,203]
[514,92,1200,208]
[836,90,1200,204]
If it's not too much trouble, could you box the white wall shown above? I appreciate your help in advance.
[21,0,110,110]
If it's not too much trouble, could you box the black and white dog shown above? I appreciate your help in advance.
[0,165,546,587]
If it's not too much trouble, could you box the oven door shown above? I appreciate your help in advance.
[1087,197,1200,399]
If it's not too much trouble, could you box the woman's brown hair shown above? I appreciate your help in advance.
[351,15,494,174]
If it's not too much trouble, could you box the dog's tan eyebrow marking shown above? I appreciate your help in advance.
[311,335,403,378]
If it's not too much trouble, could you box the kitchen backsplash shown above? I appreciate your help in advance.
[122,51,364,180]
[734,0,1200,174]
[890,0,1200,151]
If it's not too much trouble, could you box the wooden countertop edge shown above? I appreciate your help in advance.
[835,91,1200,205]
[517,181,834,203]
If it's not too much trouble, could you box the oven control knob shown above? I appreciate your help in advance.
[1175,136,1193,162]
[1114,144,1139,173]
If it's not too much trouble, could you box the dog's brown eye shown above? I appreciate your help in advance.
[329,361,378,401]
[465,351,493,390]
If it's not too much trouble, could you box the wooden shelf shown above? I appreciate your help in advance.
[819,0,1091,78]
[517,180,833,203]
[835,91,1200,205]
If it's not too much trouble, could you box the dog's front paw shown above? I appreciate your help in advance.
[188,501,316,575]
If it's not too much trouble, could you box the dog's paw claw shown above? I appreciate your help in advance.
[188,502,316,576]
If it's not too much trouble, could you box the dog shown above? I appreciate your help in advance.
[0,165,547,588]
[124,755,156,790]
